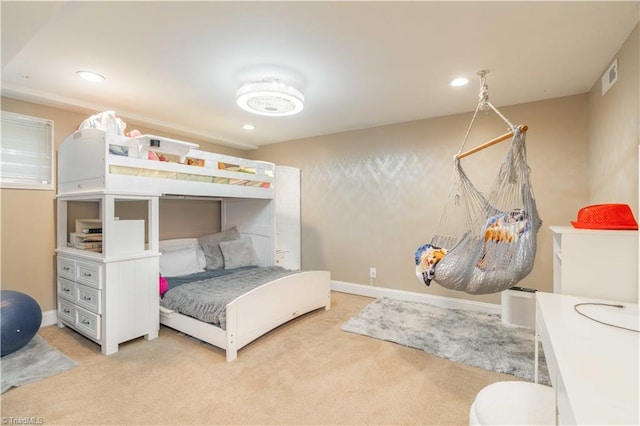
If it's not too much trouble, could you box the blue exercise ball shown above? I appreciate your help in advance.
[1,290,42,357]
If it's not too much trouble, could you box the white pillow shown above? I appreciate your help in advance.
[159,245,205,277]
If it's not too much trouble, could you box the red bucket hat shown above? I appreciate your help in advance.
[571,204,638,230]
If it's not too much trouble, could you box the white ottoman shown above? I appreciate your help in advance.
[469,381,555,425]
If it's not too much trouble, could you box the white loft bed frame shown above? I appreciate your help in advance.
[58,128,331,362]
[58,128,275,199]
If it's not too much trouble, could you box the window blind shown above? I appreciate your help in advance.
[1,111,54,190]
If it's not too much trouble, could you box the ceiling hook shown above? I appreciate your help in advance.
[477,70,491,111]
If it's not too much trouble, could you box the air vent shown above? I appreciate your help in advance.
[601,58,618,96]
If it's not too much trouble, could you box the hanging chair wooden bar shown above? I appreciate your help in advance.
[456,125,528,160]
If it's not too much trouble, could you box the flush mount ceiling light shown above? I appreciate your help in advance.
[450,77,469,87]
[236,78,304,116]
[76,70,105,82]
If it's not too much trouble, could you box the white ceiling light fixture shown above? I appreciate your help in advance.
[450,77,469,87]
[76,70,105,82]
[236,78,304,116]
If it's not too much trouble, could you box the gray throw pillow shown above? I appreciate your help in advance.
[219,237,258,269]
[197,226,240,269]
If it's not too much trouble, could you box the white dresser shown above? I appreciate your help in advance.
[57,256,103,341]
[550,226,638,303]
[56,193,160,355]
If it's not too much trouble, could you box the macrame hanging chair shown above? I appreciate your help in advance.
[415,71,542,295]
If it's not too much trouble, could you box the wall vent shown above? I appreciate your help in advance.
[601,58,618,96]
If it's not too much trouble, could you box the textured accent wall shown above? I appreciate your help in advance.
[251,95,590,304]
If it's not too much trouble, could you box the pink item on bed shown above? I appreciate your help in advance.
[159,275,169,296]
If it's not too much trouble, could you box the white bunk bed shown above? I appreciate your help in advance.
[158,237,330,362]
[57,128,331,362]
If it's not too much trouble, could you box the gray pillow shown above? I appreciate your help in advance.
[219,237,258,269]
[198,226,240,269]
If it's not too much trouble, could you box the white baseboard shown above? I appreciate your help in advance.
[330,280,501,315]
[41,309,58,327]
[40,285,501,327]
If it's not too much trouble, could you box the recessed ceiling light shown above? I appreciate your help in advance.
[242,124,255,131]
[76,71,105,82]
[450,77,469,87]
[236,78,304,116]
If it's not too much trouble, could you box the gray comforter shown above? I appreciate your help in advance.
[160,266,298,330]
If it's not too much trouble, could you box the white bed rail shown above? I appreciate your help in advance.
[58,129,275,199]
[159,270,331,362]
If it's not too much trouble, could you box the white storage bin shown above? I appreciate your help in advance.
[501,287,536,329]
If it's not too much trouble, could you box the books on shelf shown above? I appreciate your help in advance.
[81,227,102,234]
[75,242,102,250]
[72,233,102,241]
[70,232,103,251]
[73,219,104,252]
[82,247,102,253]
[70,218,143,256]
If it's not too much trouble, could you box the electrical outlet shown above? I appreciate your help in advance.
[369,267,377,279]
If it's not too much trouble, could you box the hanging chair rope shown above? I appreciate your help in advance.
[457,70,520,159]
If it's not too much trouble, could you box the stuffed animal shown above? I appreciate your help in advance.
[415,243,448,286]
[477,208,530,270]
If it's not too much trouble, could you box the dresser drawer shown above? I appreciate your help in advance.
[76,261,101,289]
[57,257,76,280]
[75,306,101,340]
[57,277,76,302]
[57,298,76,324]
[75,284,101,314]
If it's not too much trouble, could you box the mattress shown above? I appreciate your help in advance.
[160,266,298,329]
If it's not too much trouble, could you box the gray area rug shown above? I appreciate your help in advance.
[1,335,78,393]
[342,297,549,384]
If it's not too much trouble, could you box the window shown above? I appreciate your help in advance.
[1,111,54,190]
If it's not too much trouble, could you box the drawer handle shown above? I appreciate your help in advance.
[63,308,71,314]
[83,296,92,301]
[63,266,70,271]
[63,288,71,292]
[83,272,92,277]
[81,319,91,325]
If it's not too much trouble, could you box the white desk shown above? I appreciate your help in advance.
[535,292,639,425]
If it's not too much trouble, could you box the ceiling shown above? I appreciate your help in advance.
[2,1,638,150]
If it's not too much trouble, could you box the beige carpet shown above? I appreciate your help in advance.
[0,292,517,425]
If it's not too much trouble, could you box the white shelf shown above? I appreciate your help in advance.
[550,225,638,303]
[134,134,199,163]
